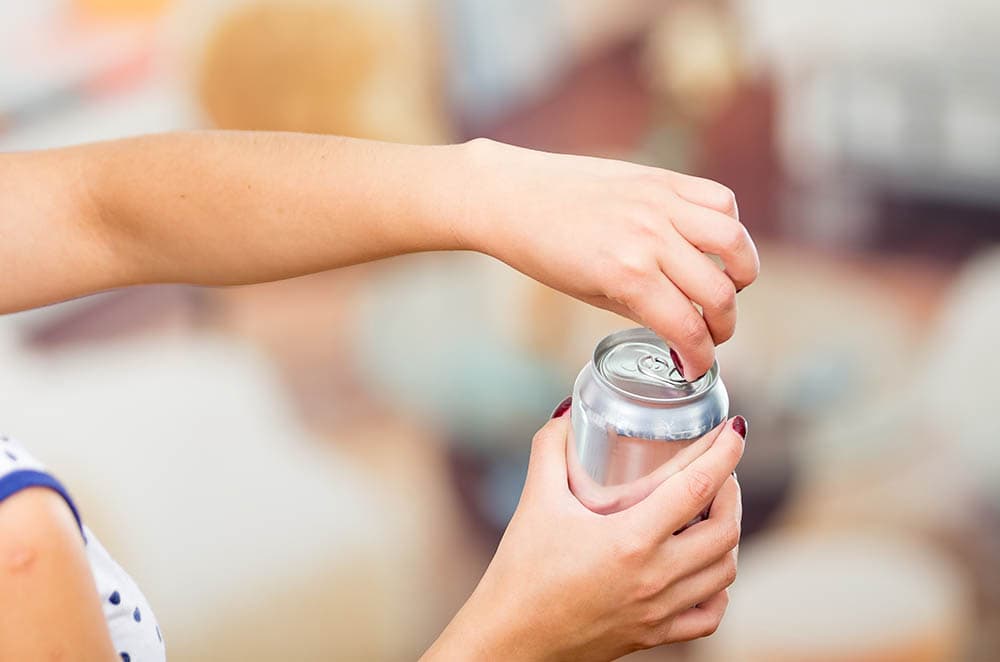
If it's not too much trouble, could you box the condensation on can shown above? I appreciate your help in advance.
[568,328,729,529]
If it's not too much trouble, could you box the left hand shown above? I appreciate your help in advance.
[422,413,745,661]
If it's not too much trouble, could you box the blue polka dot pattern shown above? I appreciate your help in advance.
[2,438,164,661]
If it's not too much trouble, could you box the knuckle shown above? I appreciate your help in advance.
[721,554,739,587]
[751,252,762,280]
[649,624,675,649]
[720,521,741,551]
[635,627,662,650]
[714,324,735,345]
[608,256,650,305]
[637,168,672,191]
[635,596,665,623]
[607,274,637,306]
[719,221,748,256]
[635,614,673,649]
[615,530,650,562]
[702,616,723,638]
[630,211,663,241]
[679,312,710,347]
[707,277,736,314]
[622,208,663,244]
[685,468,716,504]
[724,525,741,552]
[709,184,737,214]
[618,252,650,279]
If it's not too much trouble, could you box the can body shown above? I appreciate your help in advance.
[568,328,729,518]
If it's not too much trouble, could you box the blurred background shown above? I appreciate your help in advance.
[2,0,999,660]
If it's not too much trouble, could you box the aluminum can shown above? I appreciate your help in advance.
[568,328,729,518]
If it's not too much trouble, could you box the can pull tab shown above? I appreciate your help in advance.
[637,352,686,385]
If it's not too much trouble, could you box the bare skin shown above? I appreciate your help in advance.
[423,414,745,661]
[0,132,758,377]
[0,132,756,658]
[0,489,118,661]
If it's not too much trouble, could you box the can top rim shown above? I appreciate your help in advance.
[592,328,719,404]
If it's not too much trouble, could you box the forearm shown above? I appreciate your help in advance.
[422,592,537,662]
[1,131,472,312]
[423,565,557,662]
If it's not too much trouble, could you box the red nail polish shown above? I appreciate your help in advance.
[731,415,748,439]
[669,348,686,379]
[551,396,572,419]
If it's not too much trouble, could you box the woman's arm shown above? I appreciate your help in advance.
[0,132,465,312]
[423,413,746,661]
[0,488,118,661]
[0,132,758,377]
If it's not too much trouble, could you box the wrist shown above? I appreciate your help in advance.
[443,137,506,256]
[424,576,554,662]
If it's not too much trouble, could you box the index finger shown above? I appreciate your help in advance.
[524,412,572,498]
[623,417,747,539]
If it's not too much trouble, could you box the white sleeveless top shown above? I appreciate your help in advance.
[0,433,165,662]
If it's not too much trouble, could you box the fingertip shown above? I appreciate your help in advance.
[710,417,747,469]
[669,348,686,379]
[669,344,715,384]
[688,357,716,384]
[731,415,748,440]
[708,322,736,348]
[550,396,572,419]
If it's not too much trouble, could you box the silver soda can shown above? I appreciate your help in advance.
[568,328,729,519]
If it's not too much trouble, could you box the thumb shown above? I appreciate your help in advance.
[524,405,572,496]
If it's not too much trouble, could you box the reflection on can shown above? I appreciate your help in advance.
[568,328,729,525]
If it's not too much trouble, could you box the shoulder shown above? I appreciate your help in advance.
[0,485,84,574]
[0,434,87,578]
[0,437,117,659]
[0,435,83,536]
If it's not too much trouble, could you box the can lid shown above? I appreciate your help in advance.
[594,328,717,403]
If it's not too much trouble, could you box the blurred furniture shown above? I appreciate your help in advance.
[0,324,479,660]
[700,531,971,662]
[194,0,449,143]
[736,0,1000,252]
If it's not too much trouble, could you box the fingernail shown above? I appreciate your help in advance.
[669,348,686,379]
[550,396,572,419]
[731,415,748,439]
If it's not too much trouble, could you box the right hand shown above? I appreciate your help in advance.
[423,413,746,661]
[458,139,760,379]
